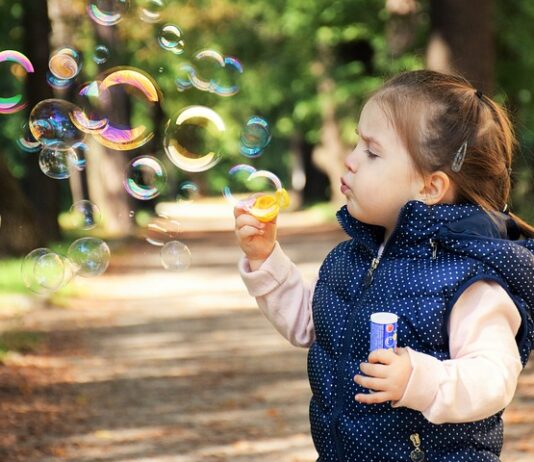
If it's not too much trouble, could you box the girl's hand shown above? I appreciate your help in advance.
[234,206,277,270]
[354,347,412,404]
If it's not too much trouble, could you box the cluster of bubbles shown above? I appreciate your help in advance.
[21,200,107,293]
[144,212,192,271]
[176,50,243,97]
[22,237,110,295]
[1,0,284,294]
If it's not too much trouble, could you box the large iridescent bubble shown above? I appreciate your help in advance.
[92,67,161,151]
[0,50,34,114]
[29,99,85,149]
[164,105,225,172]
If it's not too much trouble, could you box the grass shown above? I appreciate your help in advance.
[0,330,44,362]
[0,257,27,295]
[0,239,88,297]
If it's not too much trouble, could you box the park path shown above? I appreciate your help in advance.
[1,224,533,461]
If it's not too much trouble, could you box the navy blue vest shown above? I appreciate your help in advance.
[309,201,534,462]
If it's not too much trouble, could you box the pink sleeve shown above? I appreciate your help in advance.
[238,241,316,348]
[392,280,523,424]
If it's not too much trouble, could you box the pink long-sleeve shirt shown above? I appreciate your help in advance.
[239,241,523,424]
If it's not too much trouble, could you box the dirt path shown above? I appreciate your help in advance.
[1,227,533,461]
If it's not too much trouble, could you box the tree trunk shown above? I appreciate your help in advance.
[85,23,134,237]
[21,0,62,244]
[426,0,495,93]
[385,0,421,57]
[311,43,349,207]
[0,154,42,256]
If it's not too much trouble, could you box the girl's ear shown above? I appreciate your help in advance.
[420,171,454,205]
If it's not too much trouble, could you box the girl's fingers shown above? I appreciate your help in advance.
[354,374,386,392]
[355,391,390,405]
[236,213,265,231]
[368,349,395,365]
[238,225,264,239]
[358,362,388,379]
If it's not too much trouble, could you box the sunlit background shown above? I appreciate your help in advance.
[0,1,533,461]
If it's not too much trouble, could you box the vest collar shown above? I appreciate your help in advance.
[336,200,513,256]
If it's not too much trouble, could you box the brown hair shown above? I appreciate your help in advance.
[370,69,534,238]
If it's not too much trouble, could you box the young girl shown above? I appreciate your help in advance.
[234,70,534,461]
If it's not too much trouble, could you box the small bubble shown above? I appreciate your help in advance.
[160,240,191,271]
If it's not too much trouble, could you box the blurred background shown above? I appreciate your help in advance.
[0,0,533,461]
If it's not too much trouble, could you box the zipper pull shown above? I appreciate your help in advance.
[429,238,438,260]
[409,433,426,461]
[363,257,380,287]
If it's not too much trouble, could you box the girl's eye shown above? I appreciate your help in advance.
[366,149,378,159]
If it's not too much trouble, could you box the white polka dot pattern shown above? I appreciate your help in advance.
[307,201,534,461]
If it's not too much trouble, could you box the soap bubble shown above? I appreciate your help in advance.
[0,50,34,114]
[29,99,85,149]
[145,216,181,247]
[38,147,78,179]
[158,24,184,54]
[16,122,41,153]
[222,164,259,206]
[46,71,75,90]
[70,81,110,134]
[92,67,161,150]
[189,50,243,96]
[213,56,243,97]
[240,116,271,157]
[71,142,88,171]
[164,105,225,172]
[223,166,287,222]
[176,181,200,206]
[69,200,102,230]
[21,248,72,294]
[139,0,165,23]
[175,63,194,92]
[93,45,110,64]
[87,0,130,26]
[160,240,191,271]
[124,155,167,200]
[67,237,110,277]
[49,47,82,81]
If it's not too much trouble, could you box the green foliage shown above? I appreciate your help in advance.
[0,257,26,294]
[0,0,533,219]
[494,0,534,222]
[0,330,43,361]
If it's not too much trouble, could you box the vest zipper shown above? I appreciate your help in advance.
[409,432,426,461]
[429,238,438,260]
[363,248,383,287]
[329,211,408,459]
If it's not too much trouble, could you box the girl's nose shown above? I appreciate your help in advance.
[345,149,358,172]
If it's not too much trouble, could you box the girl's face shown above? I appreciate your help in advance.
[341,99,425,234]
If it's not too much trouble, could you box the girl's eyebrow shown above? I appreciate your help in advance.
[355,128,383,149]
